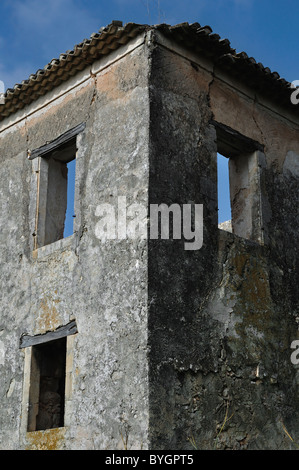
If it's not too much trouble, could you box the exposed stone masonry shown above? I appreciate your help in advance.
[0,22,298,450]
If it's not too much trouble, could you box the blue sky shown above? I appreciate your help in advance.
[0,0,297,227]
[0,0,298,90]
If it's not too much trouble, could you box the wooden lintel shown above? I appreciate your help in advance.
[212,120,264,158]
[19,320,78,349]
[28,122,85,160]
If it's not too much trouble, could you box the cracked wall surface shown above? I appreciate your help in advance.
[0,29,298,450]
[147,32,299,450]
[0,36,150,450]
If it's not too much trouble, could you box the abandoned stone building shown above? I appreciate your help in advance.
[0,21,298,450]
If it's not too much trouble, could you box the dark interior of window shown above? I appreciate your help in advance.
[28,337,66,431]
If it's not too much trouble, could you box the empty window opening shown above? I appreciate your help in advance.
[213,120,264,243]
[28,338,66,432]
[37,138,77,247]
[217,152,232,232]
[64,157,76,238]
[29,123,86,250]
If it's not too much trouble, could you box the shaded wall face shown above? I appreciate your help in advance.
[148,40,299,450]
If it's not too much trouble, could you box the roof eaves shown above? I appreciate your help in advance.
[0,21,297,121]
[0,21,148,121]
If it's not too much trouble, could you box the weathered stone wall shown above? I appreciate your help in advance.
[0,37,150,450]
[147,32,299,450]
[0,28,298,450]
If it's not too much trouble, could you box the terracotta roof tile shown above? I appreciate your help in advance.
[0,21,296,121]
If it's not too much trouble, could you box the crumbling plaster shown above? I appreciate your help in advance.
[0,29,298,450]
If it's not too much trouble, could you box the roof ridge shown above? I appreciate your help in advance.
[0,21,296,121]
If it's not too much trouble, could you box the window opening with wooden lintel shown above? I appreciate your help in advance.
[20,320,78,432]
[28,123,85,249]
[213,120,265,244]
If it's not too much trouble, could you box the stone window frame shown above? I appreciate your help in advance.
[20,321,77,438]
[213,120,266,245]
[28,122,85,253]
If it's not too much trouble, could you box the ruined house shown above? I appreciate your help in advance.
[0,21,298,450]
